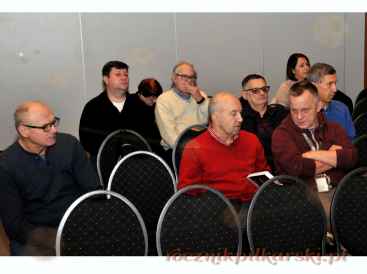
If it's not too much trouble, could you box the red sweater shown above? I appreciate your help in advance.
[178,130,270,202]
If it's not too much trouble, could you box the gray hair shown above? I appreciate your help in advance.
[308,63,336,83]
[14,103,30,129]
[171,61,197,88]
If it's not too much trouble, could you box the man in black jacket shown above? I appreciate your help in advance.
[240,74,288,172]
[79,61,132,163]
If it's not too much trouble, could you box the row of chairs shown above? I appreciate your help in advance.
[56,167,367,256]
[96,125,207,187]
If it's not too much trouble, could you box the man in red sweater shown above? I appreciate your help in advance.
[178,91,270,203]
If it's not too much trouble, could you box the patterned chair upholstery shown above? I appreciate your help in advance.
[354,113,367,138]
[156,185,242,256]
[355,88,367,106]
[97,129,151,187]
[172,124,207,181]
[247,175,326,255]
[353,97,367,120]
[107,151,176,255]
[353,134,367,167]
[56,190,148,256]
[331,167,367,255]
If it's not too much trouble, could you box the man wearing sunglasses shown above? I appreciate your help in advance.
[240,74,288,172]
[155,61,209,151]
[0,101,100,255]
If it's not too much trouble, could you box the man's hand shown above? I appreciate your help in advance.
[186,84,204,102]
[329,145,343,151]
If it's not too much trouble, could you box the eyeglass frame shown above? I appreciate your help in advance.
[22,117,60,132]
[175,73,197,82]
[242,85,271,95]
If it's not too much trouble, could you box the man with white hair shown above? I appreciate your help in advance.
[155,61,209,150]
[0,101,100,255]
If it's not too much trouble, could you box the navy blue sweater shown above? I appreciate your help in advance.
[0,133,100,243]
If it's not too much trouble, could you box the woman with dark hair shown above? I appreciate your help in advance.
[125,78,167,159]
[271,53,310,107]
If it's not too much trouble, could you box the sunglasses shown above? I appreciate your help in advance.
[243,86,271,95]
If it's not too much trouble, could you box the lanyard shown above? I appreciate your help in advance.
[302,130,320,151]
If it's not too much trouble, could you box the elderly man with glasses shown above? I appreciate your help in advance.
[240,74,288,172]
[0,101,100,255]
[155,61,209,151]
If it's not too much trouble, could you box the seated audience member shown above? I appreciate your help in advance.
[178,92,270,208]
[79,60,132,163]
[240,74,288,172]
[126,78,165,158]
[155,61,209,152]
[271,53,310,107]
[0,101,100,255]
[308,63,356,140]
[272,81,357,227]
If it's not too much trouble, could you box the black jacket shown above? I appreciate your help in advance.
[240,97,288,172]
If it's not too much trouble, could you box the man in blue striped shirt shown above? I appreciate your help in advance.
[309,63,356,141]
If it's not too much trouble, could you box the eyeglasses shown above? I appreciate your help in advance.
[243,86,270,95]
[23,117,60,132]
[175,73,197,82]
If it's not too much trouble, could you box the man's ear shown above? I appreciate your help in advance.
[316,99,323,112]
[170,72,176,84]
[103,75,109,87]
[17,125,29,138]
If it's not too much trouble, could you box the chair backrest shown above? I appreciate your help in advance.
[247,175,326,256]
[56,190,148,256]
[353,134,367,167]
[354,112,367,137]
[97,129,152,188]
[172,124,207,181]
[107,151,176,255]
[156,185,242,256]
[333,90,353,116]
[355,88,367,106]
[331,167,367,255]
[353,97,367,120]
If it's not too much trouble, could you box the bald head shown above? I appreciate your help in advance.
[14,101,54,130]
[208,91,243,142]
[209,92,240,120]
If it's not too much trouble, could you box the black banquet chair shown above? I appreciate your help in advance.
[353,97,367,120]
[331,167,367,255]
[354,112,367,137]
[97,129,151,188]
[247,175,326,256]
[172,124,207,181]
[156,185,242,256]
[353,134,367,167]
[107,151,176,255]
[56,190,148,256]
[355,88,367,106]
[333,89,353,116]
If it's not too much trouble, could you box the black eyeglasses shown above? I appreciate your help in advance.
[243,86,271,95]
[23,117,60,132]
[175,73,197,81]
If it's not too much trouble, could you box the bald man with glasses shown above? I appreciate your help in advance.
[0,101,100,255]
[240,74,288,172]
